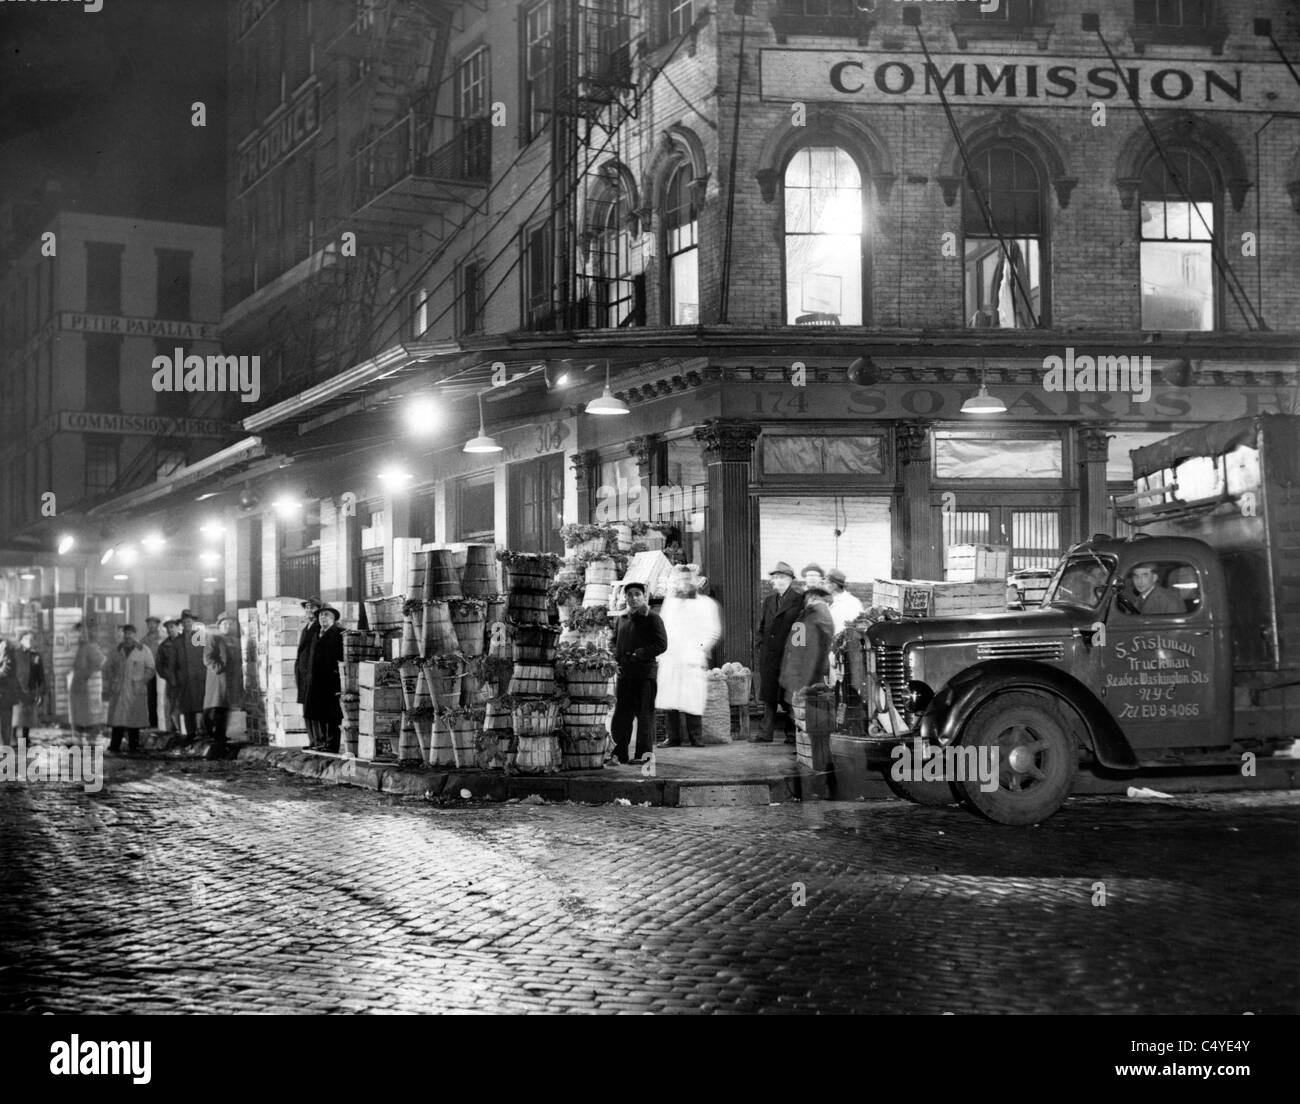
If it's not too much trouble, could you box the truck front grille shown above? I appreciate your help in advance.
[874,644,908,711]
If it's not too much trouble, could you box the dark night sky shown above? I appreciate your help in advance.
[0,0,227,226]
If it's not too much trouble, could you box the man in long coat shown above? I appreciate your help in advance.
[301,605,343,752]
[105,624,156,753]
[0,636,18,748]
[204,613,244,750]
[10,628,46,741]
[175,610,209,738]
[154,619,182,732]
[295,596,322,711]
[779,581,836,734]
[68,622,105,733]
[753,561,803,743]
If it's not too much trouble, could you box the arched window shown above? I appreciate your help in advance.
[663,161,699,324]
[590,186,636,329]
[963,146,1045,329]
[783,146,863,325]
[1139,149,1215,331]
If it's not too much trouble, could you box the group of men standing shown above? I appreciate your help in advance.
[754,562,863,744]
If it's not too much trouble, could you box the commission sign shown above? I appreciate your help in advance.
[237,80,319,194]
[759,50,1291,112]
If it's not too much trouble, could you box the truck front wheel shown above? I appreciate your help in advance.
[955,692,1078,825]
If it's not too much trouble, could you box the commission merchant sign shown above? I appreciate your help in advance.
[237,80,319,194]
[759,50,1290,111]
[59,412,228,438]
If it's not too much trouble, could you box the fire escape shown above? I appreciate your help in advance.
[536,0,638,332]
[103,0,486,503]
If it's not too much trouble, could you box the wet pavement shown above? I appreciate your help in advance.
[1,746,1296,1014]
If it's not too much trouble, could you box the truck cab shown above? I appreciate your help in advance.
[861,414,1299,825]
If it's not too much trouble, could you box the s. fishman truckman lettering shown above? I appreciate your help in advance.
[152,349,261,404]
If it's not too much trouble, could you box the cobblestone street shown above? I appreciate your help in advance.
[1,755,1297,1015]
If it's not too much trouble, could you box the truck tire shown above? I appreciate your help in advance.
[881,771,961,807]
[954,692,1078,825]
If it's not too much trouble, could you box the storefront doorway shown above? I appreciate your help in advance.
[509,454,565,556]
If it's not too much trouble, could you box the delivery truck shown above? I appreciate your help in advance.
[861,413,1299,824]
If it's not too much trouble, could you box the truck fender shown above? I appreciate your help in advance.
[919,660,1140,772]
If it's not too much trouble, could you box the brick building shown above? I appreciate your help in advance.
[0,192,224,637]
[82,0,1300,665]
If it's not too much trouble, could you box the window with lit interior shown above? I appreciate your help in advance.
[784,146,863,325]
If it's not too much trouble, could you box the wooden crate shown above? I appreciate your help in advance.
[944,544,1010,583]
[358,732,397,762]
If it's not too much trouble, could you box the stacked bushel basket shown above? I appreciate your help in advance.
[791,683,836,772]
[495,550,565,773]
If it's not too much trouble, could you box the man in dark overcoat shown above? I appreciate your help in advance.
[753,561,803,743]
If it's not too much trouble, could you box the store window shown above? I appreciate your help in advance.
[84,336,122,413]
[520,0,552,144]
[509,454,564,555]
[1105,430,1178,482]
[763,435,885,476]
[411,489,438,544]
[934,430,1063,481]
[663,161,699,325]
[1140,149,1215,331]
[964,146,1045,329]
[84,439,119,498]
[85,242,123,314]
[759,496,891,595]
[156,248,192,320]
[784,146,864,325]
[943,507,1063,572]
[769,0,872,42]
[454,472,495,542]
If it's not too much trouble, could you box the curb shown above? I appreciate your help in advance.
[235,745,822,807]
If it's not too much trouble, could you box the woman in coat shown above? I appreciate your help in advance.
[203,613,244,748]
[655,565,721,747]
[302,605,344,752]
[10,629,46,741]
[69,622,105,733]
[104,624,156,753]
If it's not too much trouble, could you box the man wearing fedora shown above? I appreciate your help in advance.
[295,597,322,724]
[780,579,836,737]
[301,604,344,752]
[754,561,803,743]
[174,610,209,740]
[204,612,244,751]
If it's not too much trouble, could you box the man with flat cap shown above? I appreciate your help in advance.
[155,618,183,733]
[754,561,804,743]
[780,579,836,742]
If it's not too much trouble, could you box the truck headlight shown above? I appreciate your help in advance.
[906,681,933,713]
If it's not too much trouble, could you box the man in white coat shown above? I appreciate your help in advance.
[827,569,864,693]
[655,564,721,748]
[105,623,156,754]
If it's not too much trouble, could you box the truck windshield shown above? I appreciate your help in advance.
[1044,556,1115,611]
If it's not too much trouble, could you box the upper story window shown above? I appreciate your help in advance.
[85,242,123,315]
[963,146,1045,329]
[783,146,864,326]
[1131,0,1227,53]
[521,222,554,330]
[521,1,553,144]
[661,0,693,41]
[1139,149,1215,331]
[770,0,875,46]
[663,161,700,325]
[155,248,192,321]
[952,0,1051,48]
[411,287,430,339]
[459,260,485,336]
[457,47,489,120]
[589,184,639,329]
